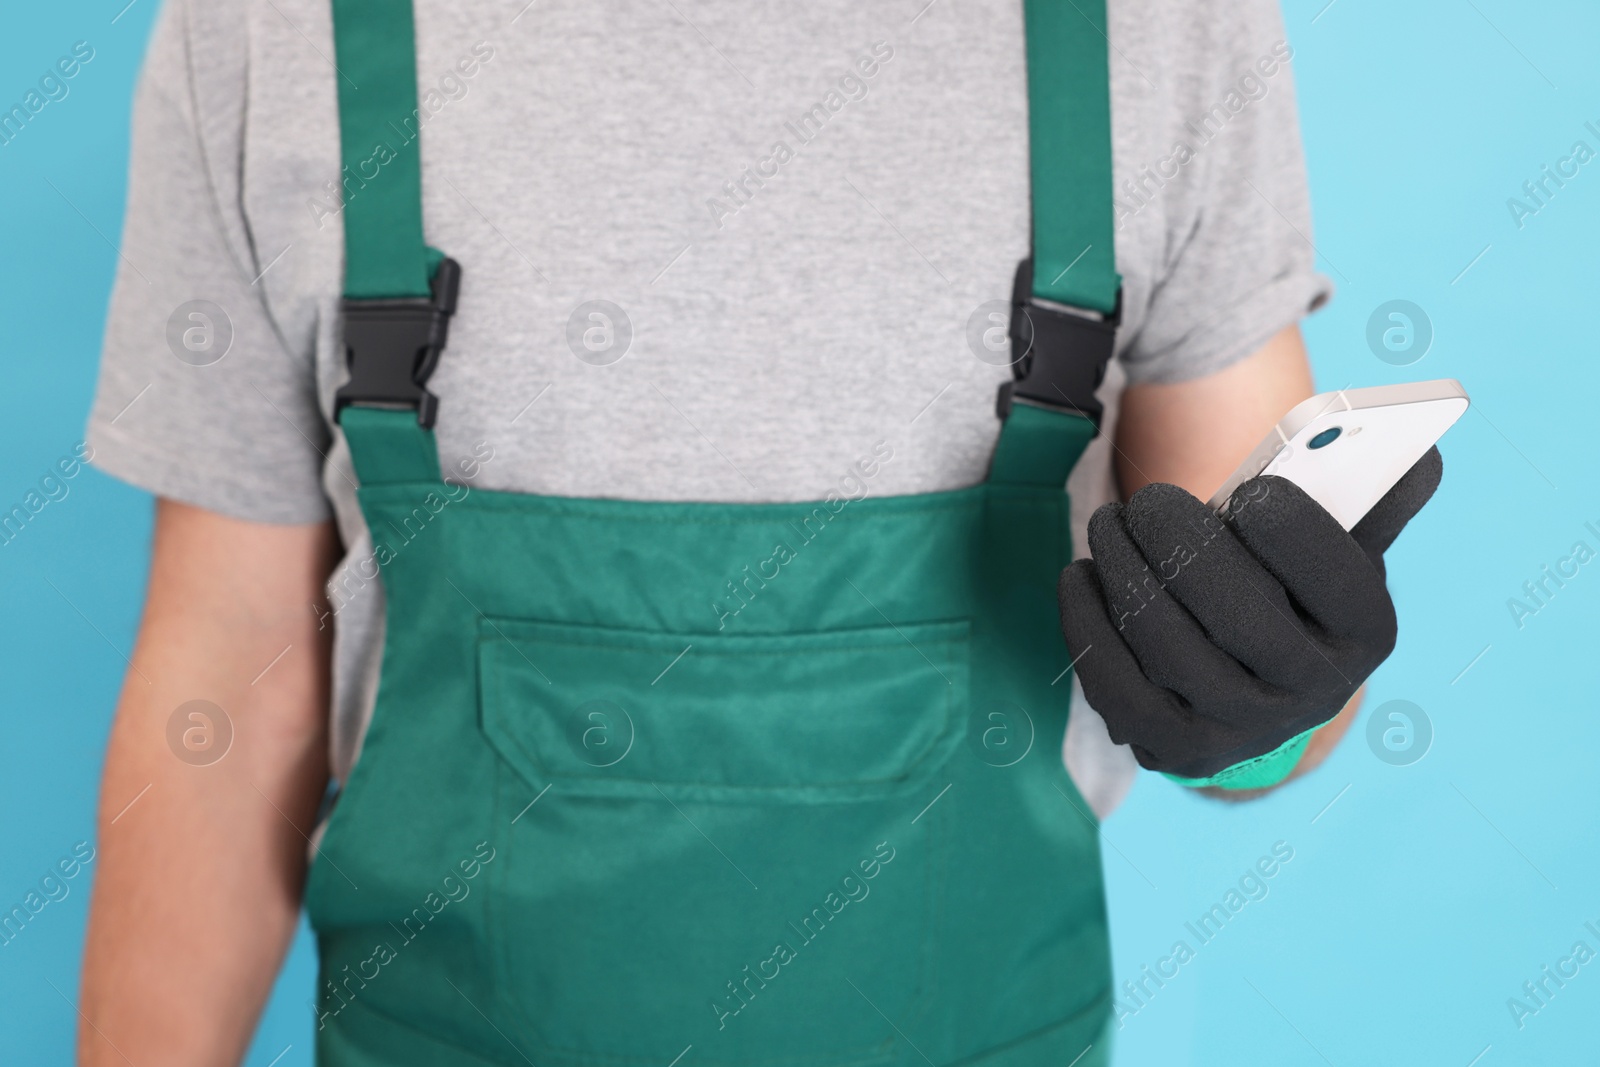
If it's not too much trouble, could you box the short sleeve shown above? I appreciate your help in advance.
[86,0,330,524]
[1118,0,1333,386]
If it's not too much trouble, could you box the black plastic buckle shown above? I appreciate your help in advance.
[334,257,462,429]
[996,257,1120,429]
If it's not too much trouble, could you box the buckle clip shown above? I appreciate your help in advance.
[334,257,462,429]
[996,257,1120,428]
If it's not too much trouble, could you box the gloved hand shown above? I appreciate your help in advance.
[1058,447,1443,787]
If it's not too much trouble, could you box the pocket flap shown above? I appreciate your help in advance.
[478,618,968,803]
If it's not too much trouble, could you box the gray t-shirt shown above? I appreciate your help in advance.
[89,0,1329,817]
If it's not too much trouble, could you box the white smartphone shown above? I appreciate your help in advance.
[1207,379,1470,530]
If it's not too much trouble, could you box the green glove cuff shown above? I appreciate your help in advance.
[1163,725,1318,791]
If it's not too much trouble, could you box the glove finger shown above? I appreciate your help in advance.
[1115,483,1327,690]
[1082,502,1284,723]
[1350,445,1443,561]
[1225,474,1396,654]
[1059,560,1248,769]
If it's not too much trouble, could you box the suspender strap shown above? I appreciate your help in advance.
[331,0,461,453]
[1023,0,1120,315]
[331,0,431,300]
[988,402,1097,489]
[990,0,1122,487]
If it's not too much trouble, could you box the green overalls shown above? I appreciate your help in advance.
[306,2,1126,1064]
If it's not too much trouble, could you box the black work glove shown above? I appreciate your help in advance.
[1058,447,1443,781]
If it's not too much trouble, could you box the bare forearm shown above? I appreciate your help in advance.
[1113,325,1315,501]
[80,502,336,1066]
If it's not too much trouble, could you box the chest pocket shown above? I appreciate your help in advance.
[477,616,967,1065]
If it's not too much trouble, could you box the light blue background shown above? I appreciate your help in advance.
[2,1,1595,1065]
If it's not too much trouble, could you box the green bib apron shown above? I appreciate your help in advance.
[306,3,1126,1064]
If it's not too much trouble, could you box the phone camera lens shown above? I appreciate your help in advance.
[1308,426,1342,450]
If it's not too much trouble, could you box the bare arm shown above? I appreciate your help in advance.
[1112,325,1355,795]
[80,500,337,1065]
